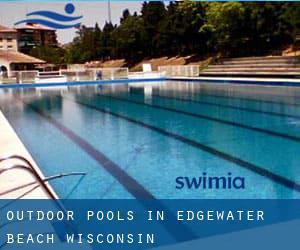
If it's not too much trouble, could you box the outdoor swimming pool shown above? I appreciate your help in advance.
[1,80,300,199]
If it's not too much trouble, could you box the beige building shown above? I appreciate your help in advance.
[0,25,18,51]
[0,24,44,76]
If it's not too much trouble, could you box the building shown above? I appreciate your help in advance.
[0,24,45,76]
[16,23,58,54]
[0,25,18,51]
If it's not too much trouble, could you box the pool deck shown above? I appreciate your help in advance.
[0,110,56,199]
[170,76,300,86]
[1,75,300,89]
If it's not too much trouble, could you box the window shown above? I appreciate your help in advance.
[7,45,13,49]
[7,38,13,42]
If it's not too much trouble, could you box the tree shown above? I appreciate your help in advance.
[244,3,292,55]
[163,1,206,55]
[100,22,116,59]
[281,3,300,44]
[141,1,166,56]
[120,9,131,23]
[201,2,247,56]
[113,16,146,60]
[94,23,102,59]
[64,1,300,63]
[30,46,66,64]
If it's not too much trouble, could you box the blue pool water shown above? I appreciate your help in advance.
[1,80,300,199]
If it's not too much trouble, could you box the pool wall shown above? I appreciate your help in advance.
[1,76,300,88]
[0,78,167,89]
[171,76,300,87]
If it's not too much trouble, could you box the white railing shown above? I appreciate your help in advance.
[128,71,165,79]
[158,65,200,77]
[60,68,129,82]
[9,71,39,84]
[0,68,129,84]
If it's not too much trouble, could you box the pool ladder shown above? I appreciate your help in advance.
[0,154,86,199]
[0,155,84,242]
[0,155,57,199]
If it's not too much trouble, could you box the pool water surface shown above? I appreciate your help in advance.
[1,80,300,199]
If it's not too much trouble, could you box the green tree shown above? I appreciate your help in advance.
[30,46,66,64]
[244,3,292,55]
[120,9,131,23]
[64,1,300,63]
[113,15,146,60]
[163,0,206,55]
[281,3,300,44]
[201,2,247,56]
[141,1,166,56]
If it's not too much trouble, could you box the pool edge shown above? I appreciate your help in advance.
[2,76,300,88]
[170,76,300,87]
[0,110,59,199]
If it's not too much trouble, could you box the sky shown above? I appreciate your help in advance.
[0,1,143,44]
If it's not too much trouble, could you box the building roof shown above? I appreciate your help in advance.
[16,23,54,31]
[0,25,17,33]
[0,50,45,64]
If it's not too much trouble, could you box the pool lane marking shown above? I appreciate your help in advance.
[19,98,198,242]
[63,95,300,193]
[169,79,300,106]
[184,89,300,108]
[97,94,300,144]
[150,93,300,120]
[17,100,154,199]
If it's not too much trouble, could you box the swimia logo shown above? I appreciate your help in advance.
[14,3,83,29]
[176,172,245,190]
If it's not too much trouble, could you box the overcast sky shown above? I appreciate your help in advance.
[0,1,143,44]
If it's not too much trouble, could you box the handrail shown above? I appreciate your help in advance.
[0,155,86,235]
[0,169,86,196]
[0,164,32,175]
[0,155,57,199]
[0,155,33,167]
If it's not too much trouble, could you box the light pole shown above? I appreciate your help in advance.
[108,0,112,23]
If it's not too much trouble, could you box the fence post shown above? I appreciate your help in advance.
[19,72,22,84]
[111,69,114,80]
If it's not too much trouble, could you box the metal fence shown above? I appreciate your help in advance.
[158,65,200,77]
[1,71,39,84]
[0,68,129,84]
[60,68,129,82]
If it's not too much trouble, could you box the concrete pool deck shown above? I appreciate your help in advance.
[171,76,300,86]
[0,110,55,199]
[0,112,93,249]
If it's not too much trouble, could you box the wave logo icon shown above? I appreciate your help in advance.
[14,3,82,29]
